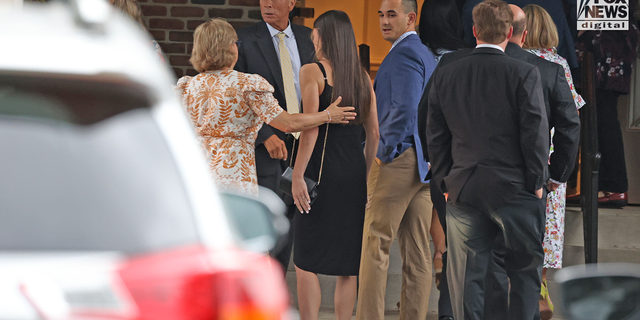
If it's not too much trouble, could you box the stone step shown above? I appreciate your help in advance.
[562,205,640,267]
[564,206,640,250]
[285,239,439,313]
[286,268,441,316]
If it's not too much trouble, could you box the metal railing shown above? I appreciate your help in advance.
[579,51,601,264]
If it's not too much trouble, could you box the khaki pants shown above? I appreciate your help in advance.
[356,148,433,320]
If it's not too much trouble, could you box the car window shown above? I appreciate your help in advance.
[0,87,200,254]
[0,73,151,125]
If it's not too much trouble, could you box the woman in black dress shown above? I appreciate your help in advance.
[291,10,379,320]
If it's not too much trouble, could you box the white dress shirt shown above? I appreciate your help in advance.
[266,22,302,104]
[475,43,505,52]
[390,31,417,52]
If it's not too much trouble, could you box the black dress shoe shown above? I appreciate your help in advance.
[439,317,454,320]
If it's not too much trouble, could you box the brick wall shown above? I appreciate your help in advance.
[139,0,262,78]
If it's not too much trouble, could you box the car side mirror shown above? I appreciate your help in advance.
[555,263,640,320]
[219,187,289,254]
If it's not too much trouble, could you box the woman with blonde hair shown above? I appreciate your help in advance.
[524,4,584,110]
[523,4,585,319]
[175,19,356,195]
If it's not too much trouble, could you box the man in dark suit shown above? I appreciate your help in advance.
[417,3,580,319]
[420,5,580,319]
[234,0,315,274]
[460,0,579,68]
[483,5,581,319]
[426,1,549,319]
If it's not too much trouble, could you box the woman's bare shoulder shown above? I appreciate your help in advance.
[300,62,323,79]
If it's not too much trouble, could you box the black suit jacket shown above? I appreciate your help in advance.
[419,44,580,183]
[235,21,315,177]
[427,47,549,211]
[504,42,580,182]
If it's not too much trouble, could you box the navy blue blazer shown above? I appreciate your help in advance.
[235,21,315,178]
[374,34,436,182]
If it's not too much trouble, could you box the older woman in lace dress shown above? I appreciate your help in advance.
[175,19,355,195]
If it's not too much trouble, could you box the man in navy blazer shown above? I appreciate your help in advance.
[355,0,437,319]
[234,0,315,274]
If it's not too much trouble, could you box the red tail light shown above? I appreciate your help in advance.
[120,246,289,320]
[184,259,287,320]
[213,270,284,320]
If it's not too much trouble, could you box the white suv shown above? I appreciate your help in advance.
[0,0,289,319]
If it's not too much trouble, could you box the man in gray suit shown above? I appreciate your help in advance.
[427,1,549,319]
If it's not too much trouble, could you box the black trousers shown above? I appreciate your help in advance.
[482,234,511,320]
[446,190,546,320]
[437,218,525,320]
[259,135,297,275]
[431,180,454,319]
[434,185,542,320]
[596,89,628,193]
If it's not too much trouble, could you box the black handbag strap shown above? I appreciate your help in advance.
[289,61,331,186]
[290,124,328,186]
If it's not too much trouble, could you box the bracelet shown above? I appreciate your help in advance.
[325,110,331,123]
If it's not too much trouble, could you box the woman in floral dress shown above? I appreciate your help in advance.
[175,19,356,195]
[522,5,585,318]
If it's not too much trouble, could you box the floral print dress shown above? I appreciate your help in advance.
[527,47,585,269]
[175,70,283,195]
[527,47,586,110]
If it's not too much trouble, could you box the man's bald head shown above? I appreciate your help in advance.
[510,4,526,36]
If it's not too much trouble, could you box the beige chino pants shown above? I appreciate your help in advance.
[356,147,433,320]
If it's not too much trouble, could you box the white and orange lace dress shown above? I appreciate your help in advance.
[175,70,283,195]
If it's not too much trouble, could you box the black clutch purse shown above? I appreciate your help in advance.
[278,124,329,205]
[279,166,318,203]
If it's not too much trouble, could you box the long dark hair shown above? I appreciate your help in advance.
[313,10,371,125]
[418,0,466,56]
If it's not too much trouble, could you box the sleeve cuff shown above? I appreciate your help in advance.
[549,178,563,185]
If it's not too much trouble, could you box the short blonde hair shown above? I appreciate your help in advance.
[523,4,559,50]
[190,19,237,72]
[472,0,513,44]
[112,0,147,30]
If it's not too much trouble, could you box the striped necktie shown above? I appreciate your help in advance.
[276,32,301,139]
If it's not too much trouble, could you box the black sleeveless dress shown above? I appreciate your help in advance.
[292,62,366,276]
